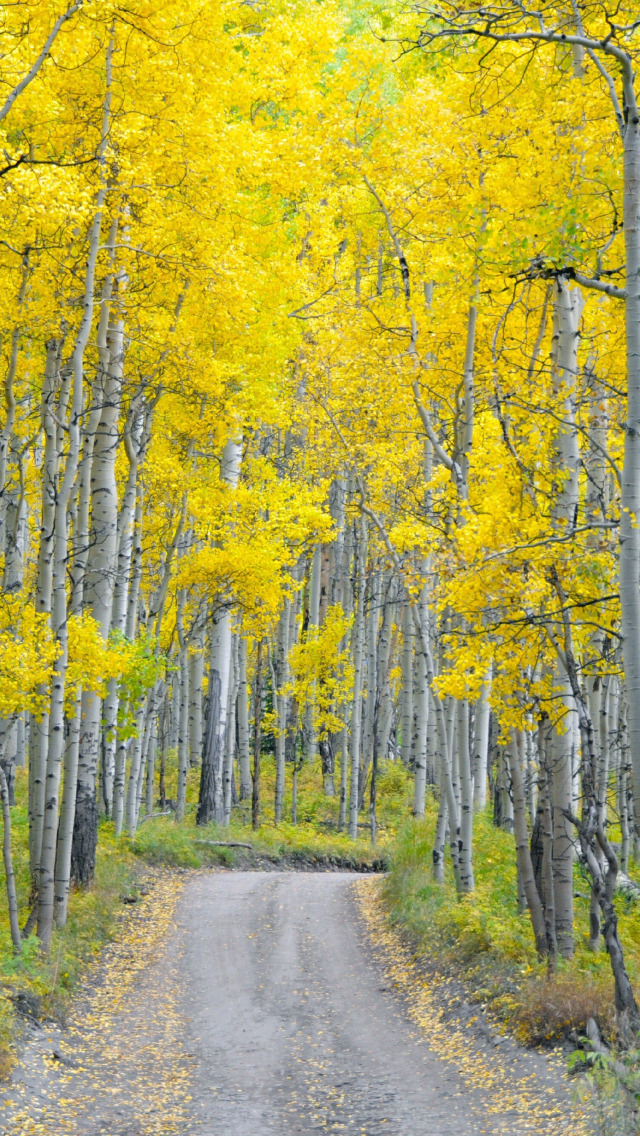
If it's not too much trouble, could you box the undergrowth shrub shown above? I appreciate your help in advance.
[516,971,615,1045]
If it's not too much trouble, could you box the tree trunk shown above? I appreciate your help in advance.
[197,611,233,826]
[456,699,475,892]
[619,68,640,831]
[508,729,548,956]
[400,602,413,766]
[252,642,264,830]
[274,604,289,821]
[0,765,21,953]
[349,516,367,839]
[53,693,81,928]
[473,665,492,809]
[237,635,252,799]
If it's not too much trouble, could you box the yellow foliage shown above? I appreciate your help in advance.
[0,597,57,719]
[287,606,354,737]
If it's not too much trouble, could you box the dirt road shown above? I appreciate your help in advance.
[2,872,588,1136]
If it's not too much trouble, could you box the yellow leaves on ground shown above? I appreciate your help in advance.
[356,877,590,1136]
[4,870,189,1136]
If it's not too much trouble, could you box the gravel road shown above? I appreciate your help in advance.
[3,871,587,1136]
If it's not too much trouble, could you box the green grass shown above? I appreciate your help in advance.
[132,749,409,871]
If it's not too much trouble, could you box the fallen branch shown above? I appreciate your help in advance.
[138,811,173,824]
[194,840,253,849]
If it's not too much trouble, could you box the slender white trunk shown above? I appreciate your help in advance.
[349,517,367,840]
[145,709,158,819]
[400,603,413,766]
[237,634,251,798]
[125,488,143,639]
[223,635,239,825]
[413,642,429,818]
[134,691,158,831]
[375,592,395,767]
[101,677,118,814]
[112,719,128,836]
[473,664,492,809]
[125,699,145,834]
[619,69,640,825]
[0,254,30,558]
[0,766,20,953]
[53,693,81,927]
[111,400,145,632]
[29,341,59,878]
[360,570,379,802]
[432,755,448,882]
[188,634,205,765]
[303,545,322,762]
[456,699,475,891]
[509,728,547,955]
[175,594,190,822]
[274,604,289,822]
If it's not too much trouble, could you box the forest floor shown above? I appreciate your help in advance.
[0,869,592,1136]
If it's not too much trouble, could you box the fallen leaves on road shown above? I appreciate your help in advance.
[355,877,590,1136]
[3,870,191,1136]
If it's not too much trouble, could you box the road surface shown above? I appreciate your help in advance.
[3,871,587,1136]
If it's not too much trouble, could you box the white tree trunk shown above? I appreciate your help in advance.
[619,70,640,826]
[53,693,81,928]
[400,602,413,766]
[456,699,475,892]
[175,593,190,822]
[237,634,251,799]
[274,604,289,822]
[188,634,205,765]
[349,517,367,839]
[473,664,492,809]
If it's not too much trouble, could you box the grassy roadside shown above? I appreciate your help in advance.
[0,774,139,1076]
[384,811,640,1048]
[383,811,640,1133]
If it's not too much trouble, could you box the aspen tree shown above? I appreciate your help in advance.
[197,438,243,825]
[349,517,367,839]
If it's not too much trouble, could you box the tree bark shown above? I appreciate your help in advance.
[252,642,264,830]
[508,729,548,956]
[349,516,367,839]
[0,764,21,953]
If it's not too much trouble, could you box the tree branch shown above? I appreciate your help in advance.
[0,1,83,124]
